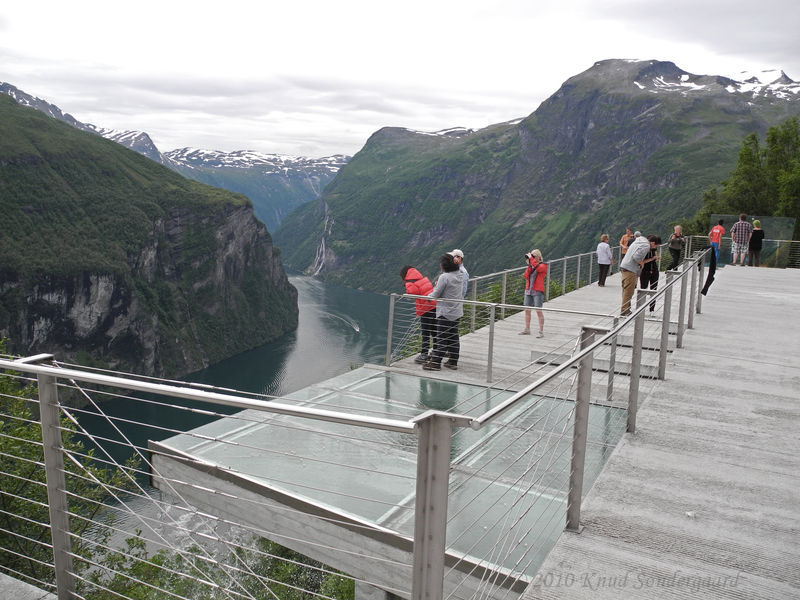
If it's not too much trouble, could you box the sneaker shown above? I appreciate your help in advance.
[414,353,429,364]
[422,360,441,371]
[536,331,544,338]
[518,329,531,335]
[444,361,458,370]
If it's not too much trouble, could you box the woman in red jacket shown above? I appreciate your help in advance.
[520,249,547,338]
[401,266,437,363]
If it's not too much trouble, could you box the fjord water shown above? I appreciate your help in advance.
[76,275,390,466]
[72,275,391,548]
[188,275,390,395]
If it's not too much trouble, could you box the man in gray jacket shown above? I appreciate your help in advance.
[424,253,465,371]
[619,234,653,316]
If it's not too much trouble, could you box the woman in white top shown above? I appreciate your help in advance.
[596,234,613,287]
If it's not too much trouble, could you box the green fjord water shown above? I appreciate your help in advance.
[76,275,390,466]
[188,275,390,396]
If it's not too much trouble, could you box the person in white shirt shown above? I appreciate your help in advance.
[596,234,613,287]
[450,249,469,298]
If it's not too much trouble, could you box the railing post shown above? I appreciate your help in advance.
[696,250,705,314]
[500,272,507,320]
[545,262,551,301]
[412,413,453,600]
[627,292,647,434]
[385,294,396,365]
[687,254,698,330]
[658,272,675,380]
[561,258,567,296]
[588,253,593,285]
[676,265,688,348]
[576,253,582,288]
[486,305,496,383]
[470,280,477,333]
[565,326,597,533]
[38,372,76,600]
[606,316,619,403]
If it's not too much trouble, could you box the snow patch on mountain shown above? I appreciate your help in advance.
[163,147,348,173]
[631,63,799,100]
[405,127,474,138]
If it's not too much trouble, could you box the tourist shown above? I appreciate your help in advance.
[450,249,469,298]
[519,249,548,338]
[619,233,651,316]
[749,220,765,266]
[596,234,613,287]
[400,266,436,364]
[639,235,661,312]
[730,214,753,266]
[667,225,685,270]
[619,227,634,255]
[708,219,725,263]
[423,254,464,371]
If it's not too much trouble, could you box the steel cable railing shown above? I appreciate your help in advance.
[1,247,713,600]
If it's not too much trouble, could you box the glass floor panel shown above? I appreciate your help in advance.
[156,367,626,576]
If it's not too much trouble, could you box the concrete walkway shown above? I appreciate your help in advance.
[522,266,800,599]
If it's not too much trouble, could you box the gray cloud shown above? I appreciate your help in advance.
[585,0,800,77]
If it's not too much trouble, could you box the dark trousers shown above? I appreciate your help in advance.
[432,316,460,364]
[669,248,681,270]
[598,263,610,286]
[749,249,761,267]
[640,271,659,311]
[419,310,436,355]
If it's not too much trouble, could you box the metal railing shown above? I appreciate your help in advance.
[687,236,800,268]
[1,249,710,600]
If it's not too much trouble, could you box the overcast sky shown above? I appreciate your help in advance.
[2,0,799,157]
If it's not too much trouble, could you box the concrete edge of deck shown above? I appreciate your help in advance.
[522,267,800,599]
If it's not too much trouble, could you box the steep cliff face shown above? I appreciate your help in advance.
[2,203,297,377]
[0,95,297,377]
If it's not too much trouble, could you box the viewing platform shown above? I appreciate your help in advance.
[523,266,800,599]
[1,256,798,600]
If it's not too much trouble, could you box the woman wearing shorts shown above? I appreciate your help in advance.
[520,249,548,338]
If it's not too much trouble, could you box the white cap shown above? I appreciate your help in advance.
[450,249,464,258]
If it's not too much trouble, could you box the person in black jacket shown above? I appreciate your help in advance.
[748,220,765,266]
[640,236,661,312]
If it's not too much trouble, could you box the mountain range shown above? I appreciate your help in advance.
[272,59,800,292]
[0,82,348,231]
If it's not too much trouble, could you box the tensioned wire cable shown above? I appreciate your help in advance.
[51,367,415,585]
[52,367,281,600]
[443,370,579,585]
[446,403,576,593]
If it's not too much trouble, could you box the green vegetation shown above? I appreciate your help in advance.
[0,96,248,278]
[0,350,353,599]
[0,95,298,376]
[0,340,140,587]
[686,117,800,238]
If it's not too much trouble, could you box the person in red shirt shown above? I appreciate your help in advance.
[401,266,436,363]
[708,219,725,263]
[520,249,548,338]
